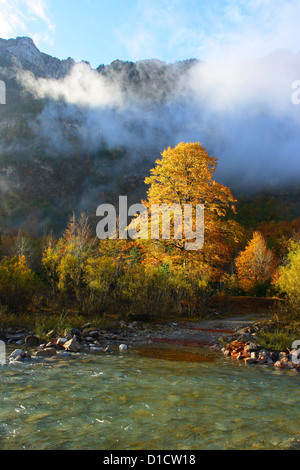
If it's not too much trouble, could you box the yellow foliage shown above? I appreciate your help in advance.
[235,232,277,292]
[276,239,300,300]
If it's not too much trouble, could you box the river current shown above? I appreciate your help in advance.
[0,344,299,450]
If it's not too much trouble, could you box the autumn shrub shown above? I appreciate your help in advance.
[42,215,97,314]
[276,239,300,319]
[0,255,38,313]
[113,264,171,319]
[235,231,277,296]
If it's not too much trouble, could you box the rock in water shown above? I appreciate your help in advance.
[35,348,57,357]
[63,337,81,353]
[9,349,23,359]
[119,344,128,352]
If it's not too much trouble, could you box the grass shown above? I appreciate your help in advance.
[256,315,300,352]
[0,308,119,340]
[256,330,297,352]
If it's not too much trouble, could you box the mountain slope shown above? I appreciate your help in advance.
[0,37,299,237]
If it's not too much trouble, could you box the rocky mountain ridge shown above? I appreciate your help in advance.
[0,36,75,79]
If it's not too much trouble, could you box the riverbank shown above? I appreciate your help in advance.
[1,311,297,373]
[1,297,299,373]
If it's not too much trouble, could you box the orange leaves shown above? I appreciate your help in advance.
[235,231,277,292]
[141,142,241,269]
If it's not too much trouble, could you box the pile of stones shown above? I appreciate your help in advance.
[221,325,300,373]
[3,322,135,365]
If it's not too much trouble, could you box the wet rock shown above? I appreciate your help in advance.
[57,351,72,357]
[16,328,27,334]
[280,358,295,370]
[9,349,23,359]
[9,354,24,363]
[245,357,258,364]
[279,352,288,361]
[82,327,97,337]
[88,330,101,339]
[23,351,31,360]
[119,344,128,352]
[24,335,41,347]
[257,351,268,364]
[7,334,25,343]
[35,348,57,357]
[269,351,279,362]
[236,334,251,343]
[90,346,103,352]
[244,342,260,353]
[56,337,68,346]
[71,328,81,336]
[63,337,81,353]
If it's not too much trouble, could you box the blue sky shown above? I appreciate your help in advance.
[0,0,300,67]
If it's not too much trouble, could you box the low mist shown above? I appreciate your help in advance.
[16,49,300,191]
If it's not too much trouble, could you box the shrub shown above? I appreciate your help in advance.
[0,255,38,312]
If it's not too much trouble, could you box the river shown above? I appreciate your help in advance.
[0,344,299,450]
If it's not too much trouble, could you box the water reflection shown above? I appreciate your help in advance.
[137,344,215,363]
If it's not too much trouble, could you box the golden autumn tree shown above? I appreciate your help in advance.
[276,238,300,313]
[133,142,242,271]
[42,214,97,312]
[0,255,38,312]
[235,231,277,294]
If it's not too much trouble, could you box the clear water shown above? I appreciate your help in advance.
[0,344,300,450]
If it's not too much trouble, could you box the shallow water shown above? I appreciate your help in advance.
[0,344,300,450]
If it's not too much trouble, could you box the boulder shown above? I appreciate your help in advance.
[257,352,268,364]
[35,348,57,357]
[9,354,24,363]
[244,342,260,353]
[9,349,23,359]
[56,337,68,346]
[269,351,279,362]
[245,357,258,364]
[63,337,81,353]
[24,335,41,347]
[71,328,81,336]
[88,330,100,339]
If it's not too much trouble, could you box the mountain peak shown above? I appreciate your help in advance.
[0,36,42,68]
[0,36,76,80]
[15,36,37,47]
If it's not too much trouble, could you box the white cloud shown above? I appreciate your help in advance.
[0,0,55,46]
[17,61,123,108]
[117,0,300,63]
